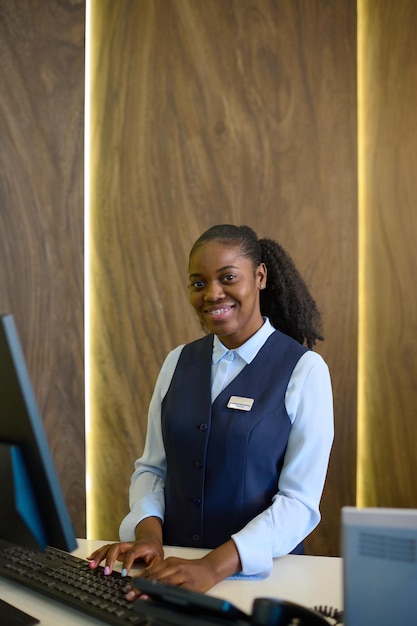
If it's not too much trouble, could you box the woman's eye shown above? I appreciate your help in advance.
[190,280,205,290]
[222,274,236,283]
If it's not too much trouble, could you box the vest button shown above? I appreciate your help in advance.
[199,423,208,431]
[192,534,200,542]
[192,497,201,506]
[194,460,203,469]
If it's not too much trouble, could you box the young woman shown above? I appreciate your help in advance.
[88,224,334,594]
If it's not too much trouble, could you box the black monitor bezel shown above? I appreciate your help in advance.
[0,313,77,552]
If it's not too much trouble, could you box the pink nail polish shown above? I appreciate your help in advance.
[89,561,96,568]
[104,566,110,576]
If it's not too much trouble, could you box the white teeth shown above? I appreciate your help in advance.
[210,307,230,316]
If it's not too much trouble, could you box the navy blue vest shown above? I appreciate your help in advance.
[161,330,307,551]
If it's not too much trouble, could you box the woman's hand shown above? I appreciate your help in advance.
[126,539,241,598]
[87,516,164,576]
[135,556,217,594]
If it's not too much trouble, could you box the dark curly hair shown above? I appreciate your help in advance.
[190,224,323,349]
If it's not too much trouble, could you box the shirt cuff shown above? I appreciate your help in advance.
[119,492,165,541]
[231,512,273,577]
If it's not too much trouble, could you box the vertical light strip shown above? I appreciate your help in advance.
[356,0,367,507]
[84,0,92,538]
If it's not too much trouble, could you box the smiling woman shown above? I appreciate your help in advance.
[188,237,266,349]
[188,224,323,349]
[87,223,334,595]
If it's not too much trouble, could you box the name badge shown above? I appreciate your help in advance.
[227,396,255,411]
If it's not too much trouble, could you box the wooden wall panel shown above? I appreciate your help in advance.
[0,1,86,536]
[358,1,417,508]
[89,0,357,556]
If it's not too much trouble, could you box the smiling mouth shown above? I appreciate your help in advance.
[205,305,234,317]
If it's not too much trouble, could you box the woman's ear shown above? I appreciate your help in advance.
[257,263,267,289]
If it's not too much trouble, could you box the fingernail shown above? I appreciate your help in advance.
[126,590,137,601]
[104,566,110,576]
[89,561,96,568]
[121,568,127,577]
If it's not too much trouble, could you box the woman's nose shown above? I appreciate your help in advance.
[204,281,225,300]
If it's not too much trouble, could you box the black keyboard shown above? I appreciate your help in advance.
[0,540,148,625]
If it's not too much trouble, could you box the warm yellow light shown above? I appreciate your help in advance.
[356,0,367,508]
[84,0,92,538]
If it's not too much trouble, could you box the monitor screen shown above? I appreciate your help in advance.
[0,313,77,552]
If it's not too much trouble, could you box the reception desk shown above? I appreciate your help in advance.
[0,539,343,625]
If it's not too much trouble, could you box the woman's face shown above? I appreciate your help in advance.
[188,240,266,349]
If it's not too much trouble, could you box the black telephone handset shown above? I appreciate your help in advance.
[251,598,330,625]
[132,578,330,625]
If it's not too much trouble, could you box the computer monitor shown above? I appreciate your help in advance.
[0,313,77,552]
[342,506,417,626]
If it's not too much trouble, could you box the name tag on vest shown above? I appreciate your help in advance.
[227,396,255,411]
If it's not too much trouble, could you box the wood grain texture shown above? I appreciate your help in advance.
[358,0,417,508]
[0,1,86,535]
[89,0,357,555]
